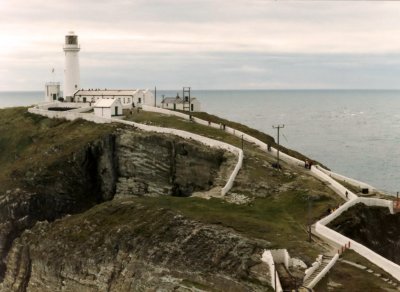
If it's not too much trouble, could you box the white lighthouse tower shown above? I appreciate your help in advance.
[63,31,80,101]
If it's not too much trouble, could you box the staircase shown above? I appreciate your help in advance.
[303,255,333,288]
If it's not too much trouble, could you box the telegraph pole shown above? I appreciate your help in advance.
[308,195,312,242]
[154,86,157,107]
[272,124,285,168]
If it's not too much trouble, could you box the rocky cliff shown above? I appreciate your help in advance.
[115,129,232,197]
[0,108,242,291]
[1,199,271,291]
[328,203,400,264]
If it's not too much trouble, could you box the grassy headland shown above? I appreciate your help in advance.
[0,107,118,193]
[0,107,343,261]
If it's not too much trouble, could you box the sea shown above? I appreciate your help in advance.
[2,89,400,195]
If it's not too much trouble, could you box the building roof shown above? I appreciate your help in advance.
[161,97,199,104]
[93,99,121,108]
[162,97,183,104]
[74,89,150,96]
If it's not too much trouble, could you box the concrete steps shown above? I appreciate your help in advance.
[303,255,333,287]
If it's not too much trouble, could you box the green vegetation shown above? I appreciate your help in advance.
[123,109,343,260]
[314,250,398,291]
[179,110,326,167]
[132,192,337,261]
[1,107,342,261]
[0,107,118,193]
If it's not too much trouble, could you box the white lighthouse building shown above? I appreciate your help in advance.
[63,31,80,101]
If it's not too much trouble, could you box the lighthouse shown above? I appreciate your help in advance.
[63,31,80,101]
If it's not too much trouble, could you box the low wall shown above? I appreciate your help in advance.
[270,249,290,269]
[141,107,361,203]
[316,165,376,193]
[306,254,339,289]
[315,197,400,280]
[262,250,283,292]
[28,107,243,196]
[34,101,89,110]
[28,108,111,124]
[311,166,357,201]
[304,255,322,281]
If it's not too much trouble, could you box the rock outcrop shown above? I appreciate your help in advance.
[115,129,232,197]
[0,135,118,280]
[328,203,400,264]
[0,120,236,290]
[1,199,271,291]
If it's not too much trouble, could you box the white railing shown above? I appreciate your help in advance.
[316,165,376,193]
[306,254,339,289]
[261,250,283,292]
[304,255,323,282]
[315,197,400,280]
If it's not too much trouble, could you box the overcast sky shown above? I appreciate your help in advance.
[2,0,400,90]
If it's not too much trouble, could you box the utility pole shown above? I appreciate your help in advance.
[272,124,284,168]
[154,86,157,107]
[241,134,244,150]
[308,195,312,242]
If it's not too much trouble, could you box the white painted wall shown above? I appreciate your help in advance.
[45,83,61,102]
[63,32,80,99]
[315,197,400,281]
[270,249,290,269]
[306,254,339,289]
[261,250,283,292]
[316,165,377,193]
[311,166,358,201]
[94,107,112,119]
[304,255,323,281]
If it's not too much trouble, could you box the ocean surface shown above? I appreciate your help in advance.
[2,90,400,194]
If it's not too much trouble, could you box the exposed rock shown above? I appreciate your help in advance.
[328,203,400,264]
[0,135,117,280]
[0,125,237,290]
[115,129,231,197]
[1,199,272,291]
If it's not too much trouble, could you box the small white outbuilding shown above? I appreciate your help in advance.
[93,99,123,118]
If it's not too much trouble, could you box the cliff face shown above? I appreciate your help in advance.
[0,135,118,280]
[328,203,400,264]
[115,129,230,197]
[1,199,271,291]
[0,112,237,290]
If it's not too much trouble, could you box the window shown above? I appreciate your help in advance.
[138,97,142,103]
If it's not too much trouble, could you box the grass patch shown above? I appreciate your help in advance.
[133,191,339,261]
[314,250,398,291]
[0,107,118,192]
[177,110,328,168]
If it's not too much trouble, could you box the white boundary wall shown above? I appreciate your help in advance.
[270,249,290,269]
[306,254,339,289]
[315,165,377,193]
[141,106,357,199]
[311,166,358,201]
[315,197,400,280]
[304,255,322,281]
[261,250,283,292]
[28,107,243,196]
